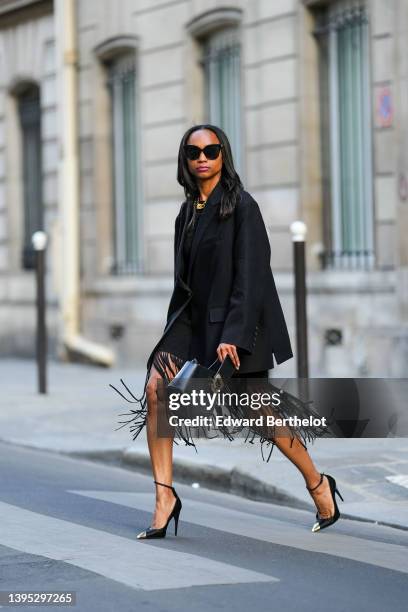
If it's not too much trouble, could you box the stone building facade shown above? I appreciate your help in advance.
[0,0,407,376]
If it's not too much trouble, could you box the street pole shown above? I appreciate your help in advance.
[290,221,309,400]
[32,231,48,394]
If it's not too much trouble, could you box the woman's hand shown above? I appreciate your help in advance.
[217,343,240,370]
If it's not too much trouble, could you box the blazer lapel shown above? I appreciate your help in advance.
[174,202,193,291]
[186,180,223,286]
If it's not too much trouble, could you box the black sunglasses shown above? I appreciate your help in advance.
[184,143,223,161]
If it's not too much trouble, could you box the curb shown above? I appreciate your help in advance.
[68,446,311,510]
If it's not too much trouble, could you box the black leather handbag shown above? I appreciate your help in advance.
[167,355,236,395]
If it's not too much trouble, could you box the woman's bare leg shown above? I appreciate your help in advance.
[243,379,335,519]
[145,358,179,529]
[272,435,334,518]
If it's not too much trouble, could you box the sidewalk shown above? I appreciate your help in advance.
[2,359,408,530]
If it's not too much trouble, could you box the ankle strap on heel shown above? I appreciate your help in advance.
[306,473,324,492]
[154,480,177,496]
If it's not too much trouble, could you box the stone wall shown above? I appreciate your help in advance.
[0,6,59,356]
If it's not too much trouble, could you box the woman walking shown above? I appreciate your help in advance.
[111,124,343,539]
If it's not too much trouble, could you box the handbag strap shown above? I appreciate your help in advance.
[208,355,236,379]
[208,357,220,370]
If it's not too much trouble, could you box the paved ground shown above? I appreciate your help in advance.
[2,359,408,530]
[1,443,407,612]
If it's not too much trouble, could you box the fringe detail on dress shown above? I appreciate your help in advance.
[109,366,150,442]
[149,350,200,451]
[109,350,196,448]
[109,352,331,463]
[227,379,331,462]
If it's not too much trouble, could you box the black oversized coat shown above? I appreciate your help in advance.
[146,180,293,374]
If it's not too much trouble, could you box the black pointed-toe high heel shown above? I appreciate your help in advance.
[137,480,182,539]
[306,472,344,533]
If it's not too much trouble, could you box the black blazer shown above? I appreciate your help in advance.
[146,180,293,374]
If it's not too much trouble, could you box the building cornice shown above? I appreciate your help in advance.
[0,0,52,27]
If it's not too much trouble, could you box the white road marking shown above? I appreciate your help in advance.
[386,474,408,489]
[0,501,278,592]
[70,490,408,575]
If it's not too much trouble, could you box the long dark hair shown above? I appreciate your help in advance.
[177,124,243,224]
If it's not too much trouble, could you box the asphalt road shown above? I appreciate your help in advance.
[0,442,407,612]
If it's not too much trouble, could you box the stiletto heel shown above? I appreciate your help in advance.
[137,480,182,539]
[306,472,344,533]
[335,487,344,502]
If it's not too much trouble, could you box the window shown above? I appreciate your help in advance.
[106,53,141,274]
[201,27,242,173]
[18,84,43,270]
[316,1,374,270]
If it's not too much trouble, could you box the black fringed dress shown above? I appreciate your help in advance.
[110,201,327,462]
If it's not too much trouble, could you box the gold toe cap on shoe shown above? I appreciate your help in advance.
[312,522,320,532]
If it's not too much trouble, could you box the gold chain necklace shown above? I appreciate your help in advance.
[196,198,207,210]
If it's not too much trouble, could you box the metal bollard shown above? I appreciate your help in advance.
[290,221,309,380]
[32,231,48,394]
